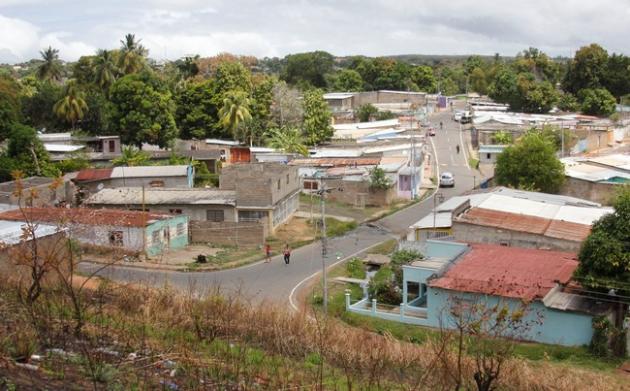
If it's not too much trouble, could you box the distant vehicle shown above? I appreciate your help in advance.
[460,115,472,124]
[439,172,455,187]
[428,127,436,136]
[453,111,464,121]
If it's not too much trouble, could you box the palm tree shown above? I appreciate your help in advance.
[118,34,147,74]
[267,126,308,156]
[112,146,150,166]
[219,91,252,141]
[93,49,118,92]
[37,46,62,82]
[53,80,88,129]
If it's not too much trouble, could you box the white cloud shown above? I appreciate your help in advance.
[0,14,39,62]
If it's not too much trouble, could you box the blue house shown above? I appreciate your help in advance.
[347,241,610,347]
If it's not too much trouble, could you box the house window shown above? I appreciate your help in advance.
[176,223,186,236]
[152,231,161,245]
[206,209,224,222]
[108,140,116,153]
[406,281,420,302]
[150,180,165,188]
[304,181,319,190]
[169,208,183,215]
[277,179,281,190]
[109,231,123,246]
[486,153,491,160]
[238,210,267,222]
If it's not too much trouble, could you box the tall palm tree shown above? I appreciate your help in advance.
[219,91,252,141]
[118,33,147,74]
[267,126,308,156]
[93,49,118,92]
[112,146,150,166]
[53,80,88,129]
[37,46,62,82]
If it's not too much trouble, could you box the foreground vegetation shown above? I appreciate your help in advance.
[1,272,627,390]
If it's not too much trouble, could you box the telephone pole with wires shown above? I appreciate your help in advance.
[316,178,343,315]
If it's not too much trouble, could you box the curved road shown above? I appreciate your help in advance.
[83,106,483,307]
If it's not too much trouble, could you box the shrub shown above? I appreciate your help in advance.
[590,316,611,357]
[345,258,366,279]
[368,266,402,305]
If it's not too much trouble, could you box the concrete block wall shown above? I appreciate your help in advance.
[189,220,267,248]
[323,178,397,206]
[221,163,300,207]
[559,177,618,206]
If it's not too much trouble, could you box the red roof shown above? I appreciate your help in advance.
[0,207,173,228]
[455,208,591,242]
[429,244,578,301]
[74,168,113,182]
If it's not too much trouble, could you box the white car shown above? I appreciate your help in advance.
[439,172,455,187]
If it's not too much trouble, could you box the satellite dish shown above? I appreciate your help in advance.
[97,183,104,191]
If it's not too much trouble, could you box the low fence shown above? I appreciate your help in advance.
[345,292,430,326]
[190,221,267,248]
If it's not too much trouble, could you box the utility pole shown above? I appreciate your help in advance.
[320,190,328,314]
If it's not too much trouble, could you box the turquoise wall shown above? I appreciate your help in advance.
[145,215,189,256]
[427,288,594,347]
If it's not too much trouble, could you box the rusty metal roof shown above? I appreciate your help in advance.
[0,207,176,228]
[429,243,578,301]
[456,207,551,235]
[74,168,113,182]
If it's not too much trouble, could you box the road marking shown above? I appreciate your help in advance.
[288,241,385,312]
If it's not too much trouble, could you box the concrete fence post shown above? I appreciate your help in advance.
[344,290,351,310]
[400,303,405,321]
[371,298,377,315]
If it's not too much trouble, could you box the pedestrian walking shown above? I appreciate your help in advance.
[283,244,291,265]
[264,243,272,263]
[439,121,443,130]
[456,144,460,154]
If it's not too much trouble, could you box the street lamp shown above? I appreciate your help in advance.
[315,179,343,315]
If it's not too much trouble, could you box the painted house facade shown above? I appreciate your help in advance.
[561,154,630,205]
[0,207,189,257]
[347,241,609,347]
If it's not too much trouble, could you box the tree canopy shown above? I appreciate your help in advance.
[302,88,332,145]
[495,132,565,193]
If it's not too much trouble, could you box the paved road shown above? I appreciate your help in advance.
[83,105,484,306]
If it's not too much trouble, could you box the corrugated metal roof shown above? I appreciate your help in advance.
[75,168,113,182]
[0,207,177,228]
[44,143,85,152]
[477,194,561,219]
[290,157,380,167]
[86,188,236,206]
[429,243,578,301]
[0,219,60,245]
[457,207,551,235]
[110,165,189,179]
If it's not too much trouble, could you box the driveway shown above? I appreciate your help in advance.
[82,103,488,306]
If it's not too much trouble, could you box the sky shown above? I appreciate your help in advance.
[0,0,629,63]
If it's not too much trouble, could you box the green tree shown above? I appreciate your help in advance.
[302,88,332,145]
[495,132,565,193]
[355,103,378,122]
[112,146,151,166]
[488,67,520,108]
[469,67,488,94]
[281,51,334,88]
[37,46,63,83]
[175,55,200,80]
[72,55,96,86]
[491,130,512,144]
[109,72,177,148]
[574,188,630,357]
[369,166,392,190]
[266,126,308,156]
[0,123,53,180]
[563,43,609,94]
[579,88,617,116]
[53,80,88,129]
[557,92,580,112]
[118,34,147,75]
[21,79,63,131]
[174,80,217,139]
[331,69,363,91]
[603,53,630,99]
[93,49,118,93]
[81,89,111,135]
[0,74,22,141]
[520,79,558,113]
[219,90,252,142]
[270,81,303,128]
[412,65,437,92]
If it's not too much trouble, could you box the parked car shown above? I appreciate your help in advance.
[439,172,455,187]
[453,111,464,122]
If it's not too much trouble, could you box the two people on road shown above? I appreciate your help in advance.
[264,242,292,265]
